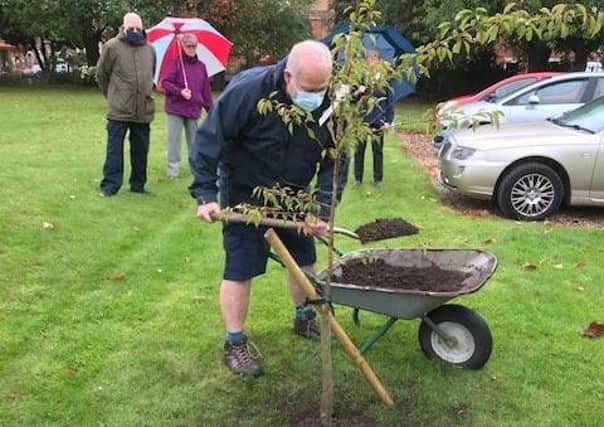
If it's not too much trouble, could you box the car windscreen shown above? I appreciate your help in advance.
[554,96,604,133]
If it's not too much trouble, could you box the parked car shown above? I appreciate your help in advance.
[438,72,558,112]
[438,95,604,220]
[435,72,604,147]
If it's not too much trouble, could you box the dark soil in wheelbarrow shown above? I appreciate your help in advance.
[333,258,469,292]
[355,218,418,244]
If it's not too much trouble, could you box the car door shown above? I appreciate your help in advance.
[588,79,604,201]
[502,78,590,123]
[589,133,604,202]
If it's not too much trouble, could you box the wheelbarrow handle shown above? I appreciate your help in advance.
[220,212,360,239]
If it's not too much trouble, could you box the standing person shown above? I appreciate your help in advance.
[96,12,156,197]
[353,49,394,188]
[189,41,340,377]
[161,33,213,179]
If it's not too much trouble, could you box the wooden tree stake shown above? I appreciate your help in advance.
[264,228,395,407]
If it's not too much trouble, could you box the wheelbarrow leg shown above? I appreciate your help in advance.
[359,317,398,355]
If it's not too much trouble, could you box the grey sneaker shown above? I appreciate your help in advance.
[294,312,321,339]
[223,337,263,377]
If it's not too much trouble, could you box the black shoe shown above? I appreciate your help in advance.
[130,187,150,194]
[99,189,117,197]
[293,312,320,339]
[223,337,263,377]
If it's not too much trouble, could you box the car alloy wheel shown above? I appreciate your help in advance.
[497,162,564,221]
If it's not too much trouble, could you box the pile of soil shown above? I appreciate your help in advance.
[333,258,469,292]
[355,218,418,244]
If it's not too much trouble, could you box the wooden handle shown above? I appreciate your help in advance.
[264,228,394,407]
[222,212,360,240]
[220,212,305,230]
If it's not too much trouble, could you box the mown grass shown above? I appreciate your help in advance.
[0,87,602,426]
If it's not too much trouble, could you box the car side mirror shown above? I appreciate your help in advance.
[528,94,540,105]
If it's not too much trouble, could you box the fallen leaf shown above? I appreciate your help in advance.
[521,262,538,271]
[69,195,76,200]
[133,227,141,233]
[65,368,78,377]
[109,272,125,281]
[575,261,586,269]
[157,268,163,273]
[483,238,496,245]
[552,264,564,270]
[581,321,604,338]
[184,256,191,264]
[573,285,585,292]
[42,221,55,230]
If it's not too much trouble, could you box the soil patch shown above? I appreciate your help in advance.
[333,258,469,292]
[398,131,604,227]
[355,218,418,244]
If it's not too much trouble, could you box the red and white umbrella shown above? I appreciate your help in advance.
[147,17,232,86]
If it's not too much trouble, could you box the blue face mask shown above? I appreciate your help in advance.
[125,28,146,46]
[292,88,326,112]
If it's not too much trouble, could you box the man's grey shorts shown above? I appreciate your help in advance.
[222,223,316,281]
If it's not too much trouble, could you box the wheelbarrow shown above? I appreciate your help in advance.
[315,248,497,369]
[222,211,498,369]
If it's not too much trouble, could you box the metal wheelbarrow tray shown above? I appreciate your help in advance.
[317,248,498,369]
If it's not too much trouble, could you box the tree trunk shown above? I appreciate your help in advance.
[526,41,550,72]
[83,30,102,66]
[31,38,46,72]
[571,48,588,72]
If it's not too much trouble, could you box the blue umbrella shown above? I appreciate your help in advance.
[322,22,416,100]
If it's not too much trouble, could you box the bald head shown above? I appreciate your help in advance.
[123,12,143,30]
[285,40,332,92]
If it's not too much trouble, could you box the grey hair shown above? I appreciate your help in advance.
[179,33,198,46]
[286,40,332,77]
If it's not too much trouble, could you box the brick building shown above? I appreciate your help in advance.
[309,0,335,39]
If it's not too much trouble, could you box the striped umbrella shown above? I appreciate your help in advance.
[147,17,232,86]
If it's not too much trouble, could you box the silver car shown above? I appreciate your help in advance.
[439,96,604,220]
[435,72,604,147]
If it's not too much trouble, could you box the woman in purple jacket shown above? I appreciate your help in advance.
[161,33,213,178]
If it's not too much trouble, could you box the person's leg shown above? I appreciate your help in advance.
[128,122,150,192]
[277,228,320,338]
[220,279,252,335]
[221,224,268,376]
[166,114,184,178]
[183,118,198,176]
[100,120,128,195]
[372,131,384,185]
[354,140,367,185]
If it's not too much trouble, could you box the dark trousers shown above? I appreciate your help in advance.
[354,130,384,184]
[100,120,150,193]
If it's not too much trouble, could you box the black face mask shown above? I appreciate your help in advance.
[125,28,146,46]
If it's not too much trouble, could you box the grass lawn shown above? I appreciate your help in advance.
[1,87,603,426]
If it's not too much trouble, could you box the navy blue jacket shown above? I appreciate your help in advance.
[189,59,339,218]
[364,87,395,127]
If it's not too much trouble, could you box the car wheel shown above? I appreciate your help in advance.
[496,162,563,221]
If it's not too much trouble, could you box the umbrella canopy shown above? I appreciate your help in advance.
[323,23,416,100]
[147,17,232,85]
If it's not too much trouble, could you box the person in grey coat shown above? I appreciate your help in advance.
[96,12,156,196]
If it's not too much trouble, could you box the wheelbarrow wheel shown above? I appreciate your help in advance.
[418,304,492,369]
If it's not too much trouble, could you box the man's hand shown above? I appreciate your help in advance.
[304,215,330,236]
[181,88,192,100]
[382,122,392,132]
[196,202,220,223]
